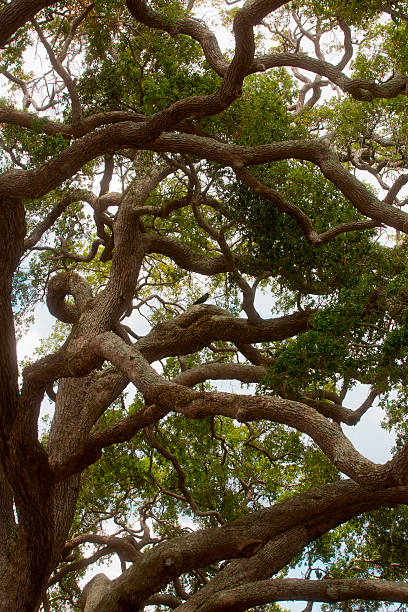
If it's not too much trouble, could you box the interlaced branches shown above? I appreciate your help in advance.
[2,1,408,611]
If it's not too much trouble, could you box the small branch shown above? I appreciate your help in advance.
[234,166,382,243]
[57,3,95,62]
[62,533,140,562]
[336,18,353,70]
[144,425,225,524]
[300,386,378,426]
[51,403,169,480]
[24,190,96,251]
[384,174,408,204]
[48,547,112,586]
[31,17,82,125]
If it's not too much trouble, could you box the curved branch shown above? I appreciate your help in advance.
[2,127,407,234]
[384,174,408,204]
[0,107,146,137]
[336,18,353,71]
[172,363,267,387]
[233,165,321,243]
[126,0,228,77]
[63,533,140,562]
[193,578,408,612]
[172,365,378,426]
[144,592,181,608]
[89,332,391,489]
[99,154,114,196]
[21,300,312,424]
[24,189,96,251]
[46,271,93,323]
[51,403,169,480]
[135,195,192,218]
[142,234,231,275]
[94,166,170,324]
[255,52,408,101]
[48,546,112,587]
[135,305,314,363]
[144,425,224,524]
[57,3,95,63]
[59,238,104,263]
[178,527,312,612]
[125,0,406,104]
[300,387,378,426]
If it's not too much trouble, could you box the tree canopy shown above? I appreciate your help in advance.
[2,0,408,610]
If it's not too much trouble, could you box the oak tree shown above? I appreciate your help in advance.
[2,0,408,610]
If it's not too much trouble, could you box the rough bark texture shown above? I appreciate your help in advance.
[1,0,408,610]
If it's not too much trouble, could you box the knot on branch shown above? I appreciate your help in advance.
[236,406,249,422]
[348,87,375,101]
[161,550,183,573]
[326,585,340,601]
[47,271,93,323]
[236,538,264,558]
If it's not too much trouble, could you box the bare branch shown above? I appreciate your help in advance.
[31,17,82,125]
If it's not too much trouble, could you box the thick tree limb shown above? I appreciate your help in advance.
[0,0,57,49]
[176,527,312,611]
[172,363,267,387]
[88,332,393,489]
[88,480,408,611]
[126,0,406,103]
[191,577,408,611]
[46,271,93,324]
[2,128,408,235]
